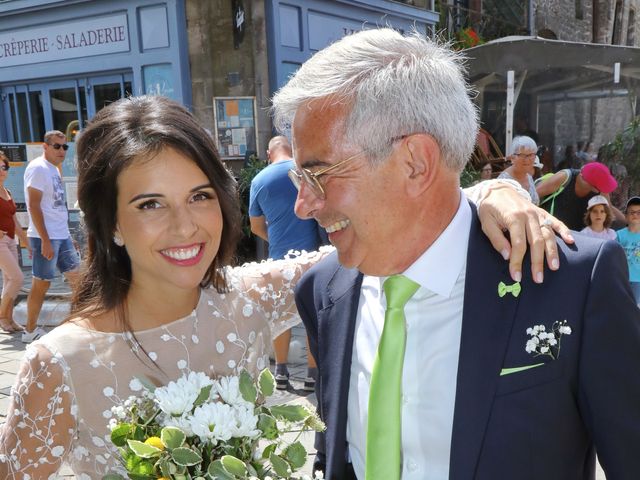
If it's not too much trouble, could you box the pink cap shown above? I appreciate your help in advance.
[581,163,617,194]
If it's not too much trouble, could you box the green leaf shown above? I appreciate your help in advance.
[257,413,279,440]
[221,455,247,477]
[102,475,126,480]
[269,404,311,422]
[132,426,146,441]
[126,439,162,459]
[131,460,155,475]
[284,441,307,469]
[193,384,213,408]
[135,374,157,393]
[160,426,186,449]
[110,423,132,447]
[171,446,203,467]
[239,369,257,403]
[258,368,275,397]
[207,459,236,480]
[127,474,155,480]
[270,453,292,478]
[262,442,277,460]
[158,457,174,477]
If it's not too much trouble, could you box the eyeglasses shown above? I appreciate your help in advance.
[288,135,408,199]
[0,164,9,171]
[514,152,536,159]
[48,143,69,151]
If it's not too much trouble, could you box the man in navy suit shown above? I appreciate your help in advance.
[271,28,640,479]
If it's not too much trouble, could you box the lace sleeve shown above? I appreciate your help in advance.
[229,246,334,339]
[0,343,77,479]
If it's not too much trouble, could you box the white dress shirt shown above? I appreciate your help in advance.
[347,191,471,479]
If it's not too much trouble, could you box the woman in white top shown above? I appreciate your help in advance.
[0,96,566,478]
[498,136,541,205]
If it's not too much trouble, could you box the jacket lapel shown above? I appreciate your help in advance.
[449,203,521,480]
[318,264,363,476]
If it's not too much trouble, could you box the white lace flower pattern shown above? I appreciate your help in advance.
[0,248,331,478]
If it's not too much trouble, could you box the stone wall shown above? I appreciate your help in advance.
[185,0,271,171]
[530,0,640,166]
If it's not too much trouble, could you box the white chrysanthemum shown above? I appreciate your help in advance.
[215,376,251,407]
[154,379,199,416]
[190,402,235,444]
[160,413,195,437]
[232,405,260,439]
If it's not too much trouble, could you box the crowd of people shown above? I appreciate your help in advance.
[0,26,639,480]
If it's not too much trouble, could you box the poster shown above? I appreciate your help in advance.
[213,97,258,159]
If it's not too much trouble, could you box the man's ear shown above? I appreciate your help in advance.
[403,134,440,196]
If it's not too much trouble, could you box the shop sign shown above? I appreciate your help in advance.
[0,13,129,67]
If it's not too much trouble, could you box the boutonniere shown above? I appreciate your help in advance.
[498,281,521,298]
[525,320,572,360]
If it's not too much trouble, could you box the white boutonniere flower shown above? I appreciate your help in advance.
[525,320,572,360]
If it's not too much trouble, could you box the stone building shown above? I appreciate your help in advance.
[444,0,640,167]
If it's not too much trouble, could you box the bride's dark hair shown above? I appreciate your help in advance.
[71,95,241,323]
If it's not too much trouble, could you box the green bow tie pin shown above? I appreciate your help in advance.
[498,281,521,298]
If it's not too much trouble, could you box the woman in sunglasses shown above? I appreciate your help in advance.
[0,96,564,478]
[0,151,30,333]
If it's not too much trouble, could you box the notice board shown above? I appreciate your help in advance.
[213,96,258,159]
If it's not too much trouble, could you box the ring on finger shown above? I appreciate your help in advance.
[541,218,554,229]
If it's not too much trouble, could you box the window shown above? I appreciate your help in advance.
[575,0,583,20]
[50,86,88,142]
[612,1,623,45]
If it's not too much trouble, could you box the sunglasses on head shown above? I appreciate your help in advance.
[49,143,69,151]
[0,164,9,171]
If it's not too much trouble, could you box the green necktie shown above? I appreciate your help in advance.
[365,274,419,480]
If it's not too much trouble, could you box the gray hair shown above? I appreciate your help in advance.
[271,28,479,172]
[509,136,537,156]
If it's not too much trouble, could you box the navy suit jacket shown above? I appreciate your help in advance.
[295,202,640,480]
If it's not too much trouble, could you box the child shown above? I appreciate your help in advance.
[616,196,640,305]
[581,195,616,240]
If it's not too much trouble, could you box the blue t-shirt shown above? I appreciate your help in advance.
[616,227,640,282]
[249,159,319,260]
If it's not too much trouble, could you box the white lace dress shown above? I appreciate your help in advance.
[0,250,327,479]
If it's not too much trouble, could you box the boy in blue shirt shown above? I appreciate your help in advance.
[616,196,640,305]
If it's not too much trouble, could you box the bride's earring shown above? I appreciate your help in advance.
[113,233,124,247]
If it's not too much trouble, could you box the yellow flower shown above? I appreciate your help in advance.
[144,436,165,450]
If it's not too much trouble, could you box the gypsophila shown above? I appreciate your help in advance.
[525,320,572,360]
[102,369,325,480]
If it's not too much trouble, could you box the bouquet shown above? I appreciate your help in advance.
[103,369,325,480]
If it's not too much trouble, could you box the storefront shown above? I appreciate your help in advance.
[264,0,438,93]
[0,0,191,143]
